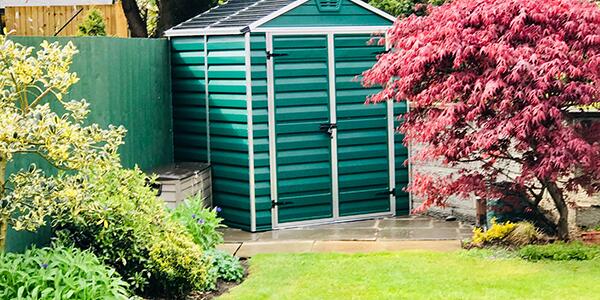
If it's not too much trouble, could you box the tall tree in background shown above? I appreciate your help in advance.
[363,0,600,240]
[121,0,217,37]
[368,0,447,17]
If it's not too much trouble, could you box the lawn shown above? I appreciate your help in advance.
[220,251,600,300]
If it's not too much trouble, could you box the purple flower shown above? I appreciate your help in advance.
[191,214,197,219]
[216,207,222,213]
[40,263,48,269]
[197,219,205,225]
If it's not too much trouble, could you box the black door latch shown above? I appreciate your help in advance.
[319,123,337,138]
[266,51,289,59]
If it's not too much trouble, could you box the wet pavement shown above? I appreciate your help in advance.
[218,216,473,257]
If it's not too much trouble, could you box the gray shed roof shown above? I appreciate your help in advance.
[169,0,297,31]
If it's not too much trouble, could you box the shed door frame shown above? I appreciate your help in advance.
[266,30,397,229]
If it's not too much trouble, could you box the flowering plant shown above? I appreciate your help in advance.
[170,194,225,250]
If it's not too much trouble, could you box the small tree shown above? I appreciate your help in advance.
[0,32,126,250]
[363,0,600,239]
[77,9,107,36]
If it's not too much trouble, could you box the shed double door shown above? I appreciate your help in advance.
[267,33,392,226]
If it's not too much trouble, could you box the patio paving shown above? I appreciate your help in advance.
[217,216,473,257]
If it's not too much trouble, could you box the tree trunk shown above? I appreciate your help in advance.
[0,159,7,251]
[155,0,214,37]
[121,0,149,37]
[546,181,569,240]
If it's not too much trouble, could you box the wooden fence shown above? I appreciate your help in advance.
[4,2,128,37]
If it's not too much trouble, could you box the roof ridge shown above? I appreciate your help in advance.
[207,0,267,29]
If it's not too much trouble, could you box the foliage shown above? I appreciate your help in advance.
[368,0,447,17]
[77,9,107,36]
[54,166,163,291]
[504,221,541,247]
[170,194,224,250]
[221,252,600,299]
[519,242,600,261]
[363,0,600,240]
[0,33,125,250]
[472,220,541,247]
[472,220,517,245]
[54,166,212,297]
[148,225,211,298]
[204,249,244,290]
[0,245,130,299]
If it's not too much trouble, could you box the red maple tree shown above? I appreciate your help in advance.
[363,0,600,239]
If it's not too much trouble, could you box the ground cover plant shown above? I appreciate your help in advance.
[519,242,600,261]
[0,245,130,299]
[363,0,600,239]
[220,251,600,300]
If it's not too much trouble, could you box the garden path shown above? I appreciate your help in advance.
[217,216,473,257]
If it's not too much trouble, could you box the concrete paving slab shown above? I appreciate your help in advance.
[221,228,260,242]
[216,243,242,256]
[379,218,433,228]
[236,241,315,258]
[258,228,378,241]
[312,240,462,253]
[379,228,461,240]
[431,220,461,228]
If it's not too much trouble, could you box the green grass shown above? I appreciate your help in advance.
[219,251,600,300]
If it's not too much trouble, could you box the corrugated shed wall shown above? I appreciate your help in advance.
[250,34,273,230]
[171,37,208,162]
[394,102,410,214]
[207,35,252,230]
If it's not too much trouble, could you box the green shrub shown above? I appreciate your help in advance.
[170,194,225,250]
[472,219,517,245]
[518,242,600,261]
[148,226,211,298]
[471,220,541,247]
[204,249,245,290]
[77,9,107,36]
[0,245,130,299]
[54,166,211,296]
[54,166,164,291]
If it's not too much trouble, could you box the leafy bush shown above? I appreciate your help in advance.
[204,249,245,290]
[0,245,130,299]
[54,166,164,291]
[148,226,211,298]
[472,220,517,245]
[54,166,211,296]
[170,194,225,250]
[78,9,107,36]
[519,242,600,261]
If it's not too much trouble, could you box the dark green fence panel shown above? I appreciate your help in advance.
[5,36,173,252]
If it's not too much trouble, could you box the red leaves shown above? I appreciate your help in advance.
[364,0,600,211]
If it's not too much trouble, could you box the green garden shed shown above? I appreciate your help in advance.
[165,0,410,231]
